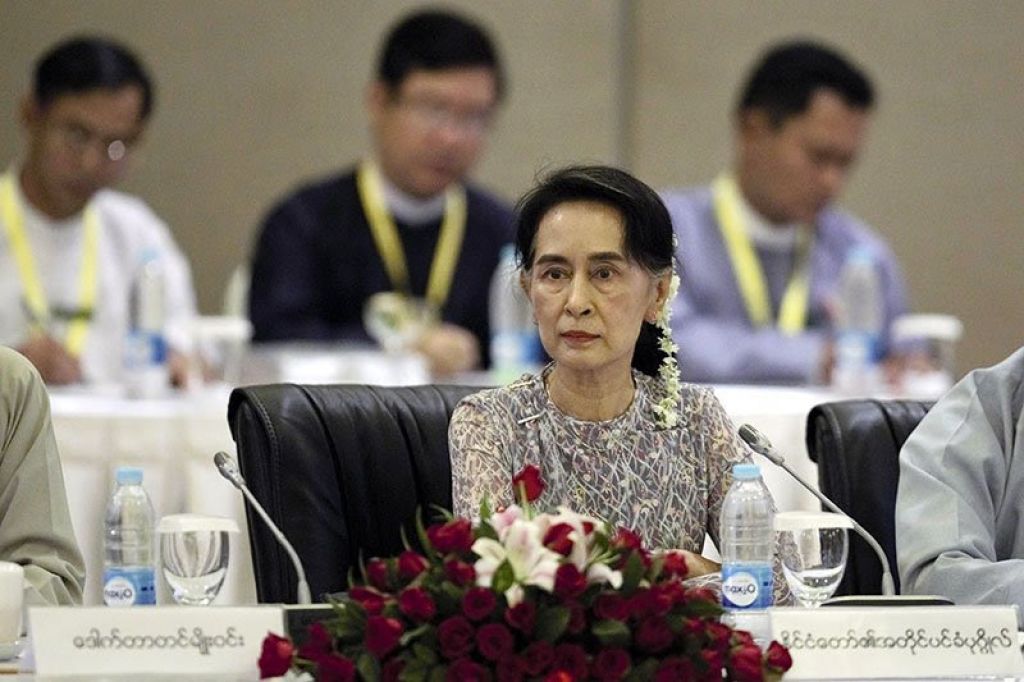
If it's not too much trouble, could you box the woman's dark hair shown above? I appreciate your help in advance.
[377,8,505,102]
[514,165,676,377]
[34,37,154,120]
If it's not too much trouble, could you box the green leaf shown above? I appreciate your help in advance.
[591,619,631,647]
[479,494,492,522]
[427,665,447,682]
[491,560,515,595]
[534,605,570,642]
[625,657,660,681]
[415,510,434,558]
[685,597,723,618]
[475,520,499,542]
[621,552,646,593]
[411,642,437,665]
[357,652,381,682]
[398,657,429,682]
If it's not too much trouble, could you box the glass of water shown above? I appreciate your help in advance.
[157,514,238,605]
[775,511,852,607]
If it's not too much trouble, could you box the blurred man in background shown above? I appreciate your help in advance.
[0,37,196,386]
[663,41,908,385]
[249,8,513,376]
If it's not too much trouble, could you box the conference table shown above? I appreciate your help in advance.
[48,351,844,607]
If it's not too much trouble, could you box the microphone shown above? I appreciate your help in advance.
[214,451,312,604]
[737,424,897,597]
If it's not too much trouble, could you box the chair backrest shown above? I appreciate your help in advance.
[804,399,932,596]
[227,383,483,603]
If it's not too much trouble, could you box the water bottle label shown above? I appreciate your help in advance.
[102,567,156,606]
[722,563,773,609]
[124,330,167,366]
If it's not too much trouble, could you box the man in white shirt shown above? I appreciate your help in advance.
[0,37,196,386]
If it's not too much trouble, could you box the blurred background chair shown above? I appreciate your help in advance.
[228,383,483,603]
[805,399,933,596]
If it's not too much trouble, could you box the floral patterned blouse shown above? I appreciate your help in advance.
[448,365,750,554]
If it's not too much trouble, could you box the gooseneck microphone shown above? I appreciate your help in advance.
[737,424,897,597]
[214,451,312,604]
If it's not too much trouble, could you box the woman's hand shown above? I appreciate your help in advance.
[674,550,721,579]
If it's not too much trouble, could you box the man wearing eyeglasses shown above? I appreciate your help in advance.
[0,37,196,386]
[249,9,513,376]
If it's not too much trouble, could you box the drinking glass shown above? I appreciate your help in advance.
[775,511,852,607]
[157,514,238,605]
[363,293,437,353]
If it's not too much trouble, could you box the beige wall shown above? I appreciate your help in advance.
[1,1,1020,374]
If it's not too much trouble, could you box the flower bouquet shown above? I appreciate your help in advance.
[259,466,792,681]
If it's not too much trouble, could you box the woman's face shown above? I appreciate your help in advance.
[523,200,669,380]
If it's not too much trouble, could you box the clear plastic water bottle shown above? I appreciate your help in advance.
[124,249,169,398]
[489,244,535,383]
[103,466,157,606]
[720,463,775,612]
[833,246,883,394]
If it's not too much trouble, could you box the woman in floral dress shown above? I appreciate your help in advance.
[449,165,780,589]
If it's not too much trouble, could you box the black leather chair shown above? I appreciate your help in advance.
[805,399,932,596]
[227,383,483,603]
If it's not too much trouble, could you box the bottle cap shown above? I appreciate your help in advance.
[115,466,144,485]
[732,463,761,480]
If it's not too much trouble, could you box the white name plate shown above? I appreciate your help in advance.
[29,606,284,676]
[770,605,1024,679]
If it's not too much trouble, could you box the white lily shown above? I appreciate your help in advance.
[472,519,561,605]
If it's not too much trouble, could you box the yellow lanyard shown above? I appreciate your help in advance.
[0,171,99,356]
[356,160,466,310]
[711,173,812,334]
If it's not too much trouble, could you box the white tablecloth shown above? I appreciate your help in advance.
[49,380,838,606]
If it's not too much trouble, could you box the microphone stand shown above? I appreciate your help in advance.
[738,424,897,597]
[214,451,312,605]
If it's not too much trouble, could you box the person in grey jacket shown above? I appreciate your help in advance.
[896,345,1024,622]
[0,346,85,605]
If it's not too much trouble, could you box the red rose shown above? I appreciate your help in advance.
[704,621,733,651]
[700,647,724,675]
[366,558,392,591]
[612,527,643,552]
[685,586,717,605]
[364,615,403,659]
[428,518,474,554]
[297,621,332,662]
[551,643,588,679]
[729,643,766,682]
[661,550,689,579]
[654,656,695,682]
[444,559,476,586]
[594,593,629,621]
[648,582,682,615]
[520,641,554,676]
[543,523,575,556]
[258,632,294,678]
[765,641,793,672]
[399,586,437,621]
[628,588,653,618]
[348,586,385,615]
[636,615,674,653]
[382,657,405,682]
[438,615,475,660]
[504,600,536,633]
[397,550,429,580]
[566,601,586,635]
[553,563,587,599]
[544,673,574,682]
[462,586,498,621]
[318,653,356,682]
[731,629,756,647]
[446,658,491,682]
[593,647,631,681]
[476,622,514,661]
[512,464,545,502]
[497,655,526,682]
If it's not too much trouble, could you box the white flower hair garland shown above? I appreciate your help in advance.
[651,255,681,429]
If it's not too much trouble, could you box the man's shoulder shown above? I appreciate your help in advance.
[816,206,894,255]
[92,189,165,227]
[0,347,42,400]
[269,168,357,212]
[463,181,514,235]
[659,184,715,229]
